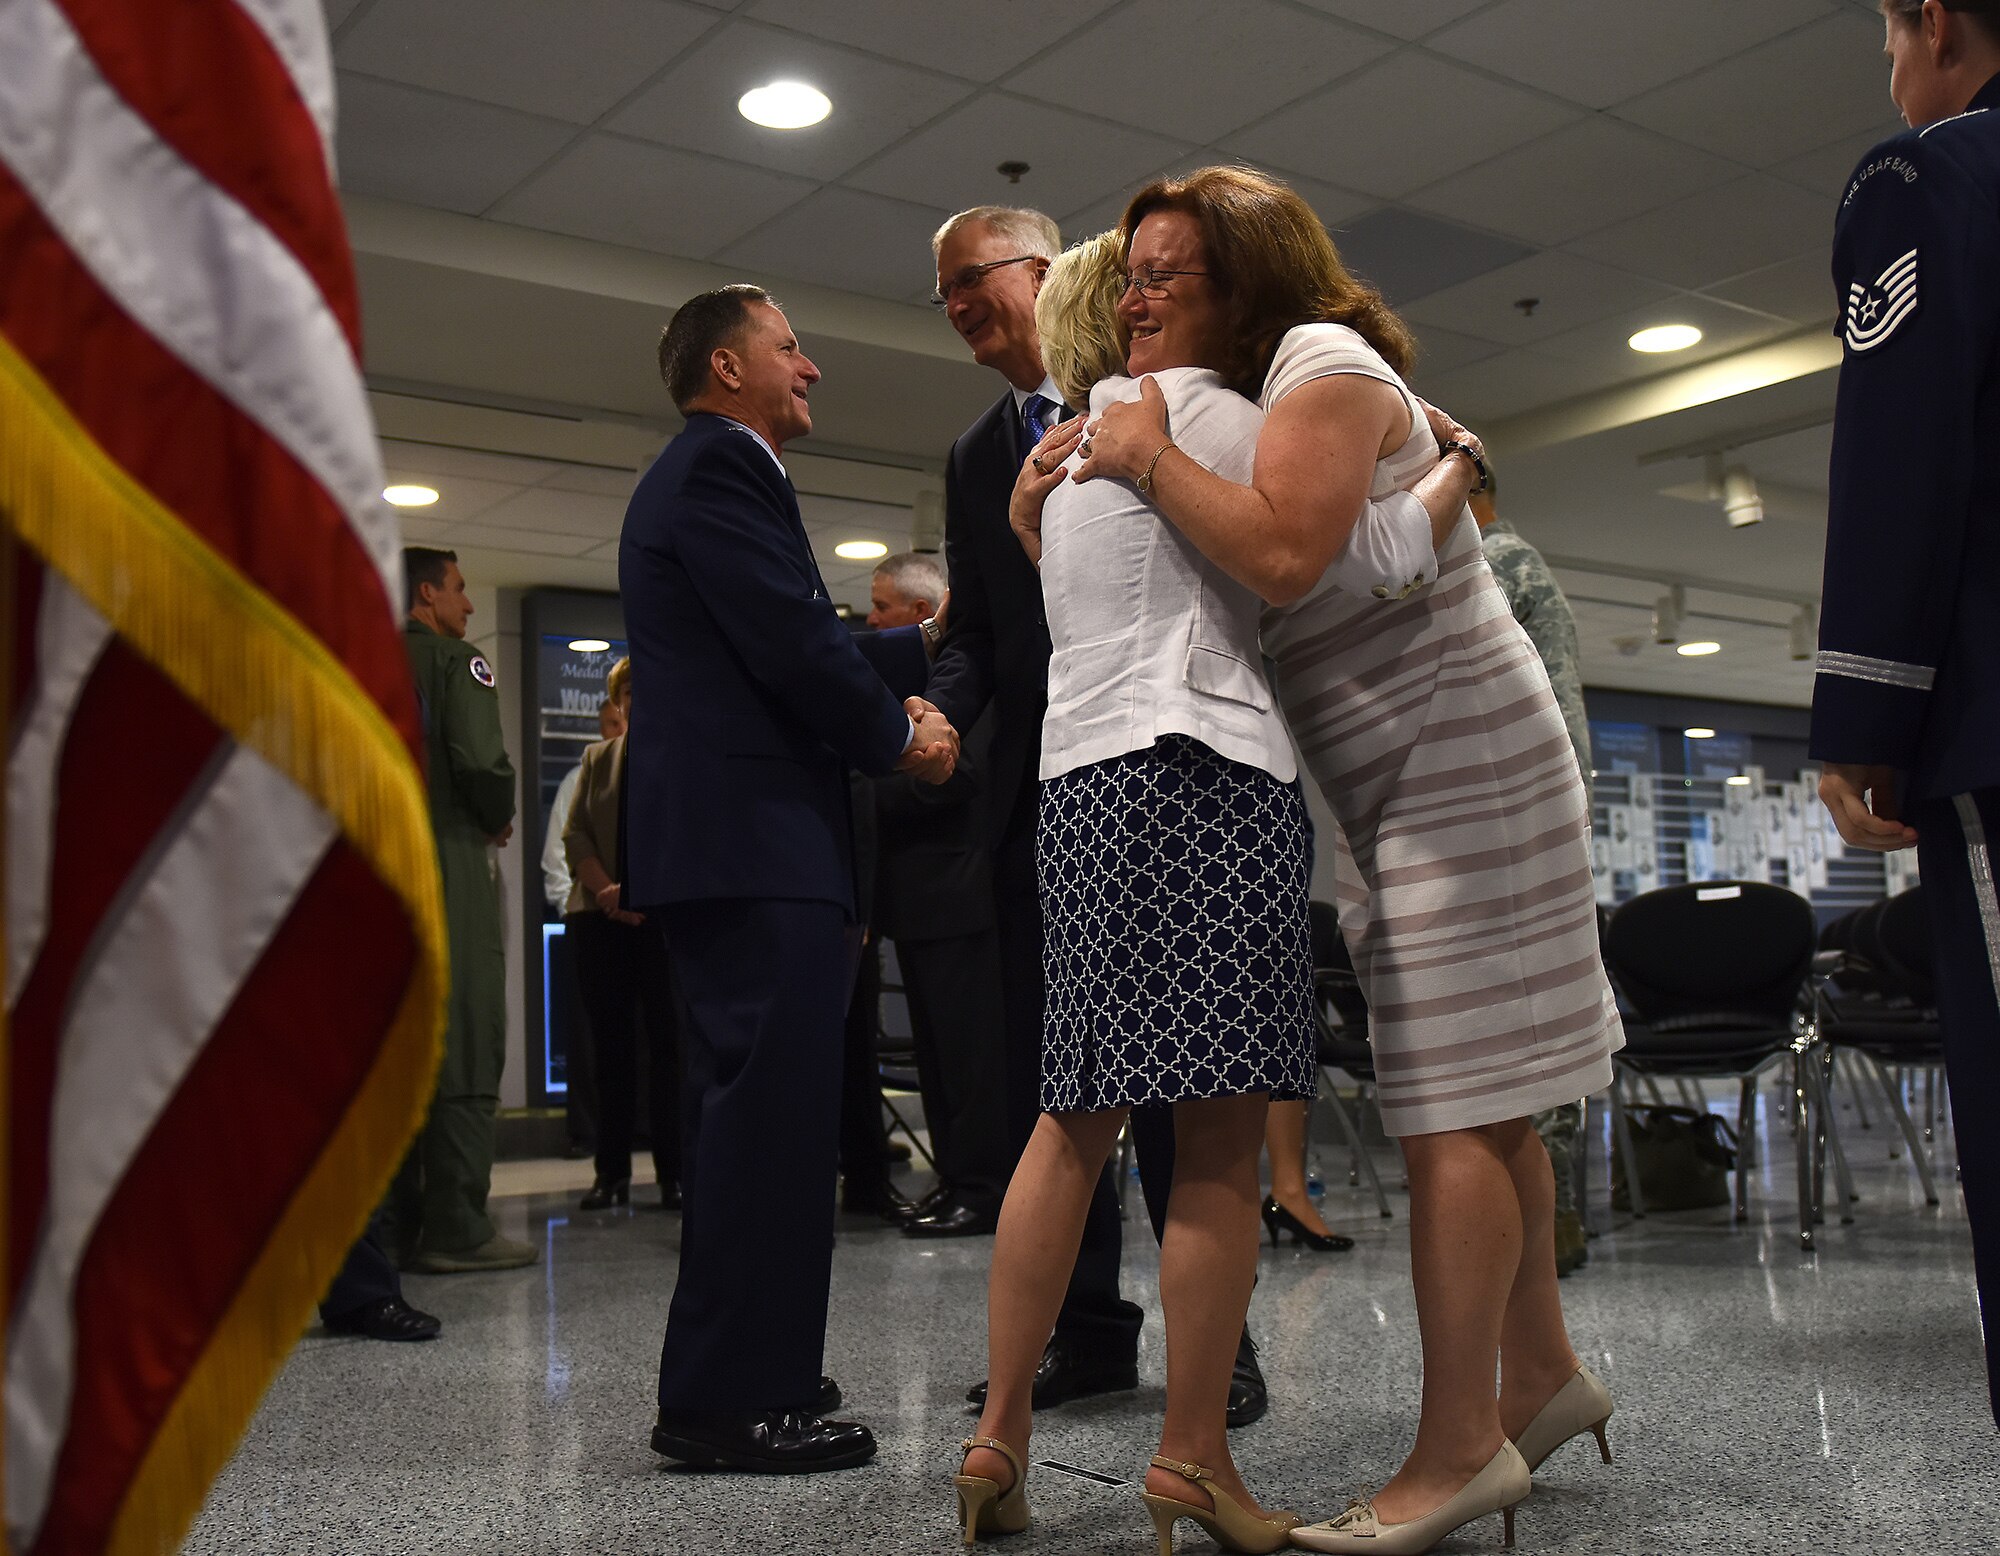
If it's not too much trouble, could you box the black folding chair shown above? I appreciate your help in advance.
[1812,887,1943,1207]
[1601,881,1822,1249]
[1307,901,1394,1219]
[875,960,937,1172]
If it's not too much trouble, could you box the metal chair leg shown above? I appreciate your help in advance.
[1324,1077,1392,1219]
[1925,1064,1938,1140]
[1811,1054,1858,1222]
[1611,1074,1646,1220]
[1792,1051,1817,1252]
[1839,1049,1875,1131]
[1866,1053,1941,1205]
[1734,1076,1758,1223]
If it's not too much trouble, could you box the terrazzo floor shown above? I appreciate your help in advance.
[186,1092,1998,1555]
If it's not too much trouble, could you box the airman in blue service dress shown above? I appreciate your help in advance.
[1812,65,2000,1425]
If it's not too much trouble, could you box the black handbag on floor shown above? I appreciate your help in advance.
[1611,1104,1738,1212]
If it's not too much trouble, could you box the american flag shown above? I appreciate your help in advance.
[0,3,447,1552]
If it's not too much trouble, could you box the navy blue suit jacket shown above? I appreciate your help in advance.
[619,413,930,912]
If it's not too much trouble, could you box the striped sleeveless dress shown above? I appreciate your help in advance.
[1260,323,1623,1136]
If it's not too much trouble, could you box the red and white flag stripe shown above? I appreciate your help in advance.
[1,3,445,1553]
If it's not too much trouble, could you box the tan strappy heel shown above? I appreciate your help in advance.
[954,1436,1029,1544]
[1139,1455,1300,1555]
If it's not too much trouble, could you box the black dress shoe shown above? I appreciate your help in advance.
[324,1296,442,1343]
[842,1180,917,1223]
[903,1196,998,1238]
[816,1377,842,1414]
[657,1181,682,1211]
[650,1409,876,1474]
[964,1336,1139,1410]
[580,1176,630,1211]
[1227,1330,1268,1429]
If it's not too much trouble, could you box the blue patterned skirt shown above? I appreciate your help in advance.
[1037,735,1316,1112]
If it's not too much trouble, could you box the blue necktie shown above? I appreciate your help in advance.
[1022,393,1065,458]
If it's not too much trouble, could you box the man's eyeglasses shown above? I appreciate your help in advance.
[931,254,1037,308]
[1121,266,1209,298]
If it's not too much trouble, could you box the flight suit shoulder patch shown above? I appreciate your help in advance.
[469,654,496,689]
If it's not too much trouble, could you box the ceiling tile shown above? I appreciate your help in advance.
[377,437,567,485]
[335,0,718,124]
[326,0,367,28]
[466,487,631,538]
[718,187,955,302]
[843,93,1190,223]
[376,468,524,523]
[1701,252,1838,326]
[1403,250,1675,347]
[1288,0,1491,40]
[1563,175,1832,290]
[1408,323,1504,375]
[743,0,1122,82]
[608,21,973,181]
[1009,0,1390,145]
[332,75,577,212]
[1426,0,1835,111]
[490,135,817,258]
[1531,294,1794,380]
[1404,116,1738,245]
[1056,160,1374,243]
[1614,11,1895,168]
[1329,207,1535,306]
[1412,346,1588,422]
[1771,119,1906,199]
[439,522,606,557]
[537,465,645,498]
[1228,51,1580,200]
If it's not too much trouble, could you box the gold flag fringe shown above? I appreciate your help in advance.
[0,334,448,1555]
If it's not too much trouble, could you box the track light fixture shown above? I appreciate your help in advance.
[1702,454,1764,528]
[1790,605,1817,661]
[1653,584,1686,645]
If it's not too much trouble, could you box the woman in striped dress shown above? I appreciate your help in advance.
[1060,166,1624,1555]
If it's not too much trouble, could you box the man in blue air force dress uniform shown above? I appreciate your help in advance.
[620,284,955,1472]
[1812,0,2000,1427]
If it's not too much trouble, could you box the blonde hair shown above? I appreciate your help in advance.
[1122,165,1416,394]
[1035,231,1128,412]
[931,205,1061,260]
[606,655,631,706]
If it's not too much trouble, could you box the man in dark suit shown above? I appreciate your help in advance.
[923,208,1268,1424]
[620,284,956,1473]
[867,553,1012,1236]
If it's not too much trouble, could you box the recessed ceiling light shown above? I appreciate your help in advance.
[738,81,831,129]
[1678,641,1722,657]
[1684,727,1717,740]
[568,638,610,653]
[834,540,889,561]
[384,484,439,507]
[1726,774,1754,786]
[1629,324,1703,354]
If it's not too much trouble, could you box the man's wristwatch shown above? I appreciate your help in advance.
[920,615,943,648]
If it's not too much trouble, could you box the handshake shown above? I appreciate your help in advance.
[898,696,960,784]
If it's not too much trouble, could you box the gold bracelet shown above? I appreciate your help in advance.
[1136,441,1174,495]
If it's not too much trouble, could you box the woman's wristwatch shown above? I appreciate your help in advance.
[1437,438,1490,494]
[1136,441,1175,495]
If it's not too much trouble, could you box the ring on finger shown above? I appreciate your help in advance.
[1079,438,1094,458]
[1031,455,1047,474]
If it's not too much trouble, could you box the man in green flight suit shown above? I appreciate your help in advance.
[393,547,535,1272]
[1474,472,1594,1279]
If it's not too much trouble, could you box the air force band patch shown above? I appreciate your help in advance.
[469,654,496,688]
[1845,247,1919,353]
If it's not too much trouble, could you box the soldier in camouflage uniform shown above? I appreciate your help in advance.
[392,548,535,1272]
[1474,474,1594,1276]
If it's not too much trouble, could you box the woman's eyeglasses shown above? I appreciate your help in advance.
[1121,266,1209,298]
[931,254,1037,308]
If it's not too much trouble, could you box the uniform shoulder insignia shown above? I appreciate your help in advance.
[1844,247,1919,353]
[469,654,497,689]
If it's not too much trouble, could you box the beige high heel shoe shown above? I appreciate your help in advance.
[1513,1365,1614,1472]
[954,1436,1029,1544]
[1139,1456,1300,1555]
[1290,1441,1531,1554]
